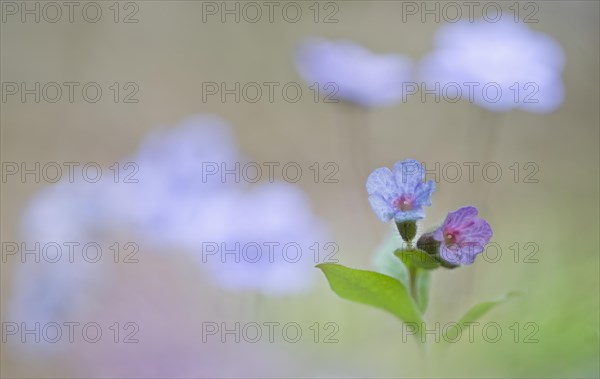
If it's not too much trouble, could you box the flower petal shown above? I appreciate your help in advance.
[439,245,478,265]
[460,218,493,247]
[432,227,444,242]
[366,167,397,201]
[368,195,395,222]
[393,208,425,223]
[413,180,436,207]
[393,159,425,193]
[443,206,478,230]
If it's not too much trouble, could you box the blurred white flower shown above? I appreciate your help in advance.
[295,37,414,107]
[419,19,565,113]
[200,182,328,295]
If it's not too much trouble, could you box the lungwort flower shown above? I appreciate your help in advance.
[294,37,413,107]
[433,206,492,265]
[366,159,435,223]
[202,182,328,295]
[419,19,565,113]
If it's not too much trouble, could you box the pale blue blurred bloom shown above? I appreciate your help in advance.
[419,19,565,113]
[201,182,328,296]
[11,113,329,342]
[10,115,239,349]
[295,37,414,107]
[20,183,91,240]
[10,181,105,354]
[126,115,240,249]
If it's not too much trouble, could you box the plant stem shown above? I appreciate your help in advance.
[409,264,418,302]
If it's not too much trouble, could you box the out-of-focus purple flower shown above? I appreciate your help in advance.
[134,114,238,192]
[433,206,492,265]
[128,115,240,248]
[15,114,329,311]
[9,260,102,334]
[11,181,106,355]
[419,19,565,113]
[366,159,435,223]
[295,37,414,107]
[10,115,238,353]
[20,180,104,241]
[201,182,328,295]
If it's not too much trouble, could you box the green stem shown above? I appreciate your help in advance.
[408,264,418,302]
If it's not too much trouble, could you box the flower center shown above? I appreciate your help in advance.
[444,230,459,247]
[393,195,413,211]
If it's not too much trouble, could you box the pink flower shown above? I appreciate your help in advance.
[433,206,492,265]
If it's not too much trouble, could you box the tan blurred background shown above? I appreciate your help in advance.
[1,1,599,378]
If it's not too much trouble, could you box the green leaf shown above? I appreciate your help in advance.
[443,291,521,341]
[457,291,521,326]
[415,270,431,314]
[394,249,440,270]
[316,263,423,334]
[372,235,409,287]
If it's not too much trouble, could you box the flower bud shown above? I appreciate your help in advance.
[416,232,439,256]
[417,232,458,269]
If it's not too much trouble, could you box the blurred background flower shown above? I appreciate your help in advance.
[10,180,108,355]
[7,114,330,371]
[419,19,565,113]
[200,182,328,295]
[294,37,414,107]
[123,114,240,250]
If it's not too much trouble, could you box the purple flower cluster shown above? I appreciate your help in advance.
[367,159,492,266]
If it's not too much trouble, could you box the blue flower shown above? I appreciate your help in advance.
[418,19,564,113]
[294,37,414,107]
[202,182,328,295]
[366,159,435,223]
